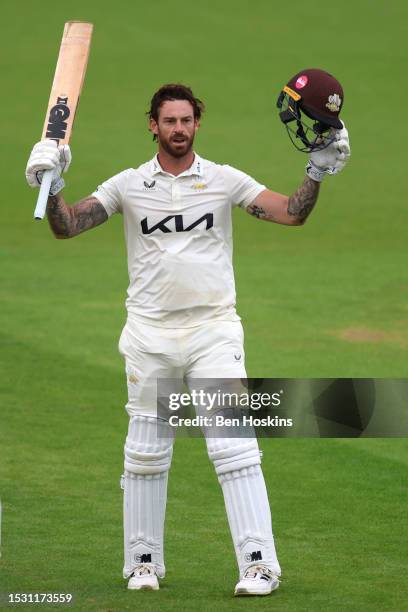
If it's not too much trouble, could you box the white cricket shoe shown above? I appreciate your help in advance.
[127,563,159,591]
[234,564,280,596]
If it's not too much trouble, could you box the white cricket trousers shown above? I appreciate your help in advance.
[119,317,281,579]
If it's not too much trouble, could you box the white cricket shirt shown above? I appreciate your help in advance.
[93,154,265,327]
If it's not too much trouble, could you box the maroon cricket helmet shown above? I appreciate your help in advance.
[277,68,344,152]
[287,68,343,129]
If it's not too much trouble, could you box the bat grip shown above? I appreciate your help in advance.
[34,169,53,220]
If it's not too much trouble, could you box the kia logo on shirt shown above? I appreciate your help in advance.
[141,213,214,234]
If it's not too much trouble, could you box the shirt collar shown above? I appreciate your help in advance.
[150,153,203,177]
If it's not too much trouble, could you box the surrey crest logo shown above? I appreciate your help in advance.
[326,93,342,112]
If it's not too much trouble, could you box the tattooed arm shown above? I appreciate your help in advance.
[246,176,320,226]
[47,193,108,239]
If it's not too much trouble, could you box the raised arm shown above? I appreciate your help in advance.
[26,140,108,237]
[246,121,350,226]
[47,193,108,239]
[247,177,320,226]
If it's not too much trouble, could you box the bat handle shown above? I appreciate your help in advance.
[34,169,53,220]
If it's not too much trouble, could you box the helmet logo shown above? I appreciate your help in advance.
[326,93,342,112]
[295,75,308,89]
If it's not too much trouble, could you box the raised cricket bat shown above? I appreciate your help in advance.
[34,21,93,220]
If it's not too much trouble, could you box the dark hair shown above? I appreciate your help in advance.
[147,83,205,141]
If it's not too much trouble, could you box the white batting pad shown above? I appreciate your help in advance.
[206,436,281,577]
[124,415,173,474]
[219,464,281,577]
[123,415,174,579]
[206,436,262,476]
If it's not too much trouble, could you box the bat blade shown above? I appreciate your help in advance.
[34,21,93,220]
[41,21,93,145]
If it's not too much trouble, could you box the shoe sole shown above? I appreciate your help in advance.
[234,583,279,597]
[128,585,159,591]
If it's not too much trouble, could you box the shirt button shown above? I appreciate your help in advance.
[171,182,180,202]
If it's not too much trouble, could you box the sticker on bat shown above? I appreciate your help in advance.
[45,95,70,141]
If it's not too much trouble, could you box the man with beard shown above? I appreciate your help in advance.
[25,82,349,596]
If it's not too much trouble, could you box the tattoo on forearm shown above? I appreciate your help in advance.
[287,176,320,222]
[47,194,72,237]
[47,194,108,238]
[247,204,267,219]
[247,203,278,222]
[72,197,108,235]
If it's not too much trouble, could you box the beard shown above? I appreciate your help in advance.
[158,131,195,158]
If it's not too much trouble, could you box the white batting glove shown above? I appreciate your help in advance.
[306,122,350,182]
[25,140,71,195]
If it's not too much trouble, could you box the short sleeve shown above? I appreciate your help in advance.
[92,169,129,217]
[221,164,266,209]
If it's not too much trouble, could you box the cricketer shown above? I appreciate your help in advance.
[25,70,350,596]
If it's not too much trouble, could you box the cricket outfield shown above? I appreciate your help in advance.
[1,0,407,610]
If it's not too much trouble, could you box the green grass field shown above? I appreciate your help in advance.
[1,0,408,609]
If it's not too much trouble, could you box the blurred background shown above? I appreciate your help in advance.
[1,1,407,609]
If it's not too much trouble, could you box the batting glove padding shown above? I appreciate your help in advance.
[306,122,350,182]
[25,140,71,195]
